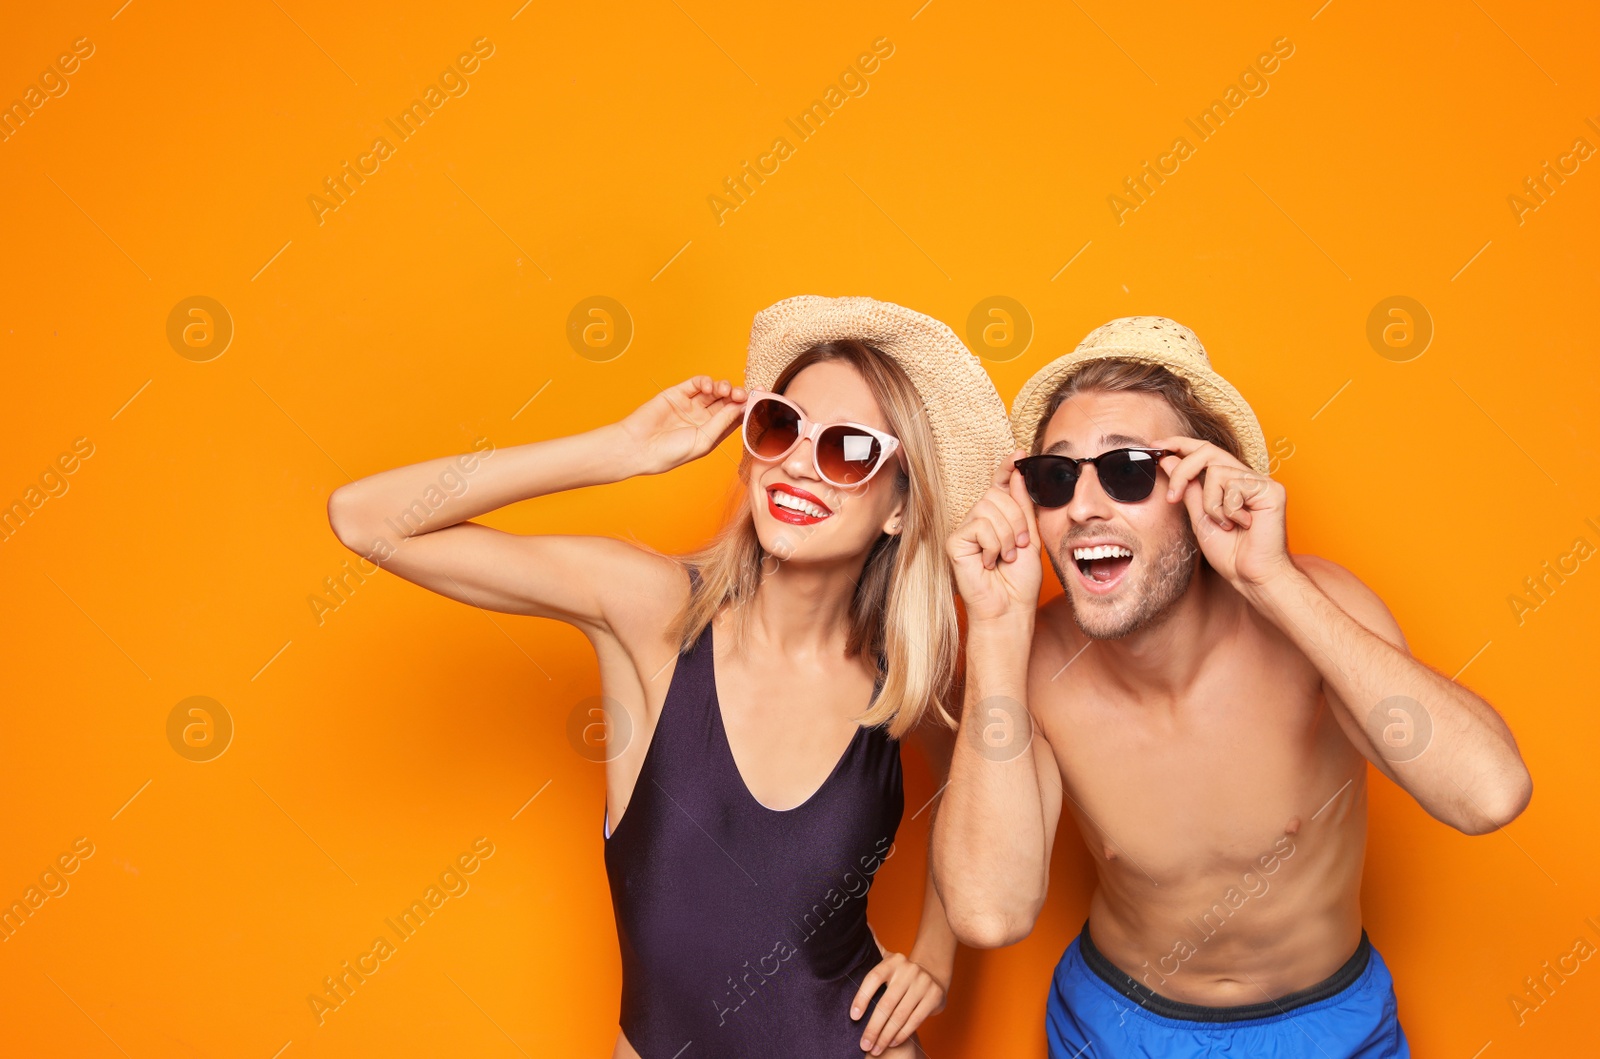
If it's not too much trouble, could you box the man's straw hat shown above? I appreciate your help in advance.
[744,295,1015,529]
[1009,316,1269,474]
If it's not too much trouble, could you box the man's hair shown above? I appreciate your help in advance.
[1031,358,1245,461]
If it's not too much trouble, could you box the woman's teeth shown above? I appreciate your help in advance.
[772,490,830,518]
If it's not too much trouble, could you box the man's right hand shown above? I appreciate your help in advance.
[947,448,1042,626]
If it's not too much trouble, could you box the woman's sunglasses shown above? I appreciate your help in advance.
[741,390,900,488]
[1013,448,1176,508]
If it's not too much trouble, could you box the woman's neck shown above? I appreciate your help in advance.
[738,554,871,662]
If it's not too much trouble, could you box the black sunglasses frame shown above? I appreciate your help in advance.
[1014,448,1177,508]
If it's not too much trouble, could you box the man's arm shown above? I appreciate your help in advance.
[931,451,1064,948]
[934,627,1065,947]
[1155,434,1533,836]
[1248,555,1532,834]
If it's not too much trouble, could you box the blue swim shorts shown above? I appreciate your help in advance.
[1046,920,1410,1058]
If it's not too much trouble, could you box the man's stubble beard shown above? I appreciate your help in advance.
[1047,518,1201,641]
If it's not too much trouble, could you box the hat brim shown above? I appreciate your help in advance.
[1010,345,1270,474]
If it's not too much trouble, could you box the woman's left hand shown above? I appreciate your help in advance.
[851,950,947,1055]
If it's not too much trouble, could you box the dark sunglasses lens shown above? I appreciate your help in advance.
[1022,458,1078,508]
[1098,449,1162,502]
[745,398,799,458]
[817,425,883,484]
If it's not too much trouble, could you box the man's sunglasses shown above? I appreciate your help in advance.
[740,390,901,488]
[1013,448,1176,508]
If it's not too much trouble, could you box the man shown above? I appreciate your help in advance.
[932,317,1531,1057]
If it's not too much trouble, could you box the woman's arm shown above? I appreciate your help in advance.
[326,377,746,639]
[907,720,958,984]
[852,722,959,1055]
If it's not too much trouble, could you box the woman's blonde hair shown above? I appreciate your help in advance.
[672,339,957,738]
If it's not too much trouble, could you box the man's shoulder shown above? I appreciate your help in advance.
[1287,553,1383,611]
[1289,552,1357,588]
[1030,594,1076,648]
[1282,553,1408,652]
[1025,595,1087,684]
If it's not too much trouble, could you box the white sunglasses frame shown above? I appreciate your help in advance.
[739,389,902,488]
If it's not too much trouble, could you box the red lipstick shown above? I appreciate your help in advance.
[766,483,833,526]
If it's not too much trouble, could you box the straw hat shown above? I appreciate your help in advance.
[1009,316,1269,474]
[744,295,1015,530]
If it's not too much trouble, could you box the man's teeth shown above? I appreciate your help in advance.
[772,490,830,518]
[1072,544,1132,561]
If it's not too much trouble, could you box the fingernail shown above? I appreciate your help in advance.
[851,1007,860,1019]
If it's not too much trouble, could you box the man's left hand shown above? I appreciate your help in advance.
[1156,436,1292,590]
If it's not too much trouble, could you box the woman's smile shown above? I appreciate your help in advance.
[766,482,834,525]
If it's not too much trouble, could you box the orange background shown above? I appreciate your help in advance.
[3,0,1597,1055]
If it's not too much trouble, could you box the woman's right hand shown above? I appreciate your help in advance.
[617,376,748,475]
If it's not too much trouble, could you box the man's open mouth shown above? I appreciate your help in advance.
[1072,543,1133,592]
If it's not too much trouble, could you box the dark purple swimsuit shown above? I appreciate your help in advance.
[603,574,904,1057]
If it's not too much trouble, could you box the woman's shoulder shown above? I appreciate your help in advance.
[576,537,693,641]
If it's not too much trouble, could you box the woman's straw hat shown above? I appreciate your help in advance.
[1009,316,1269,474]
[745,295,1015,529]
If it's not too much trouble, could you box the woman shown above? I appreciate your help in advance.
[327,295,1014,1057]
